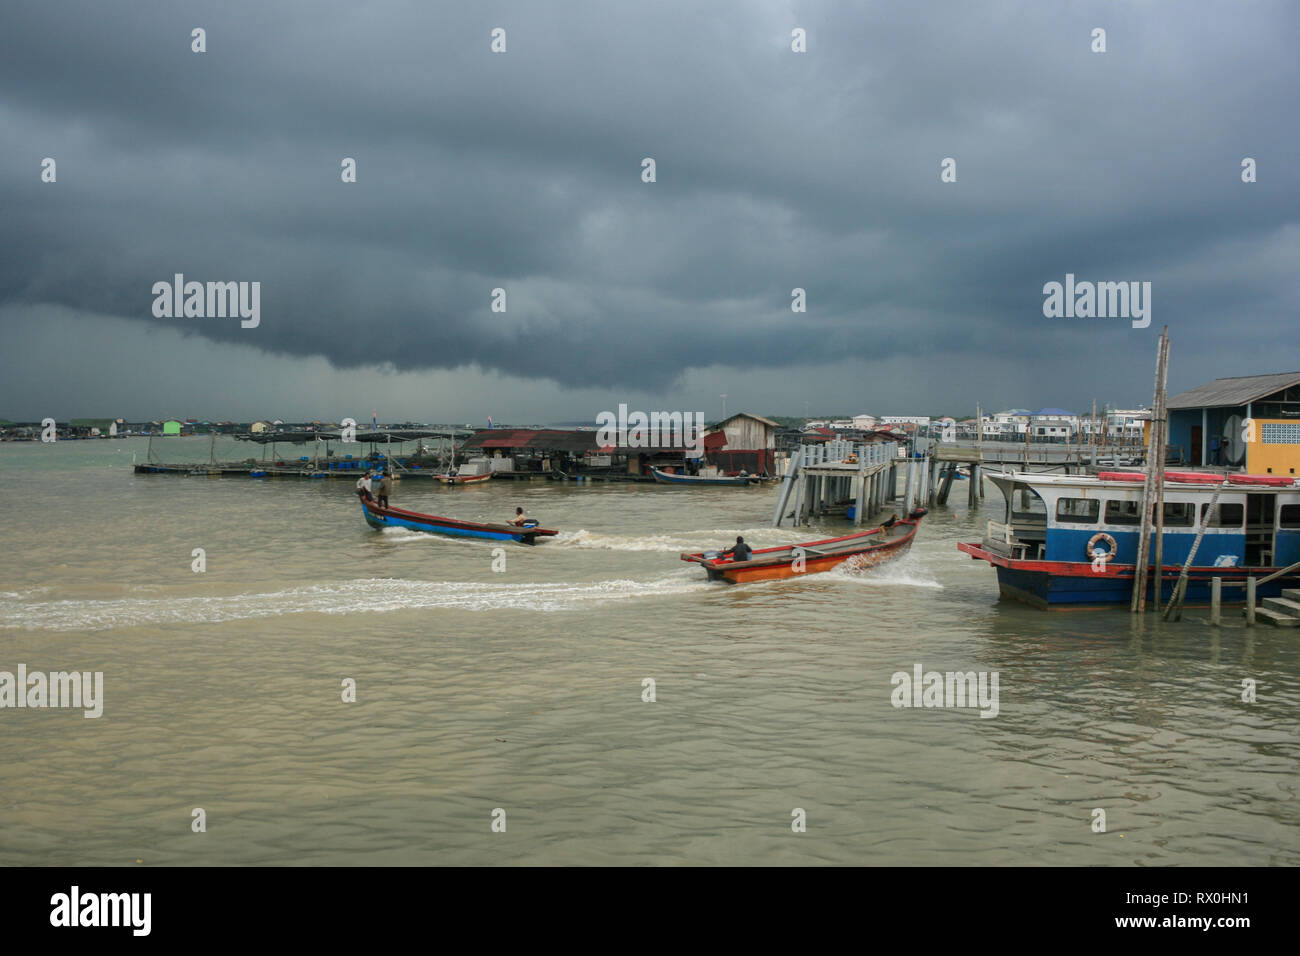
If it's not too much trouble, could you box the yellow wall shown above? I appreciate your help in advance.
[1246,418,1300,476]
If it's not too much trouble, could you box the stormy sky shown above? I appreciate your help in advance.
[1,0,1297,424]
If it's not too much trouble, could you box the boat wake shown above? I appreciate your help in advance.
[0,587,53,600]
[825,553,944,589]
[552,528,790,552]
[0,575,712,632]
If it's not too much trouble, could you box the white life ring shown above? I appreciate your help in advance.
[1087,532,1117,563]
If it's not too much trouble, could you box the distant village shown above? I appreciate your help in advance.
[0,407,1151,483]
[7,371,1298,481]
[796,408,1149,446]
[0,407,1151,446]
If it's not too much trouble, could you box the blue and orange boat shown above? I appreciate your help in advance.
[958,470,1300,607]
[360,499,557,545]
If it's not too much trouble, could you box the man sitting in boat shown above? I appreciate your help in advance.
[721,536,753,562]
[507,507,527,526]
[355,473,373,502]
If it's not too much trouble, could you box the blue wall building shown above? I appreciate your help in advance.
[1168,371,1300,466]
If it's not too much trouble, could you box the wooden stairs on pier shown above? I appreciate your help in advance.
[1251,589,1300,627]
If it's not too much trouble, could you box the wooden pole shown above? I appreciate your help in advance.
[1091,398,1098,469]
[1164,480,1225,620]
[1245,576,1257,626]
[1132,328,1170,612]
[1151,332,1171,607]
[1210,577,1222,626]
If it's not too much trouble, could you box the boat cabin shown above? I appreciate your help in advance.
[983,472,1300,569]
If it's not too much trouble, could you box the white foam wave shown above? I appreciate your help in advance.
[0,586,53,599]
[825,553,944,589]
[0,576,711,632]
[552,528,789,552]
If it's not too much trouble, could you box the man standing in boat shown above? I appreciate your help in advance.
[376,470,392,509]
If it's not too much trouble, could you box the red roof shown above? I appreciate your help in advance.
[461,429,598,454]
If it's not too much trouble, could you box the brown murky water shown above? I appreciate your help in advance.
[1,438,1296,864]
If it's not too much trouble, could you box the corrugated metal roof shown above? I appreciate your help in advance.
[1167,371,1300,409]
[708,412,780,430]
[461,429,599,454]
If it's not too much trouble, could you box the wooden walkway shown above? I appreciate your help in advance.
[773,442,903,528]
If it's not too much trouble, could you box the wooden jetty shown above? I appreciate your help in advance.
[928,441,1154,509]
[772,441,910,528]
[131,432,455,479]
[773,438,1109,525]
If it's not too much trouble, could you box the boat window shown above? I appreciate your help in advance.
[1155,501,1194,527]
[1104,500,1142,525]
[1279,504,1300,529]
[1201,502,1244,528]
[1009,484,1045,518]
[1056,498,1099,523]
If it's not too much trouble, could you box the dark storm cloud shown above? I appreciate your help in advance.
[1,0,1297,410]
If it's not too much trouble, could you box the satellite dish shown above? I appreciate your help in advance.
[1222,414,1246,466]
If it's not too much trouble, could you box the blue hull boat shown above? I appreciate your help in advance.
[959,470,1300,608]
[360,500,556,545]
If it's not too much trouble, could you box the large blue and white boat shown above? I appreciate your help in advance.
[958,470,1300,607]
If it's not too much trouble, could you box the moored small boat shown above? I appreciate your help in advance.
[681,509,927,583]
[360,499,556,544]
[435,472,492,485]
[651,466,759,486]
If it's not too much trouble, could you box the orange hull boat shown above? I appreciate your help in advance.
[681,509,926,584]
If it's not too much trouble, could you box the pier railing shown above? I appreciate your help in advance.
[1188,559,1300,627]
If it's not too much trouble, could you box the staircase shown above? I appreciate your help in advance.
[1253,588,1300,627]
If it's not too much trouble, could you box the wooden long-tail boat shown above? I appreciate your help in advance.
[681,509,927,583]
[360,499,556,544]
[435,472,492,485]
[651,467,759,486]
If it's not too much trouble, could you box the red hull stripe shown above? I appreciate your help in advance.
[957,541,1273,577]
